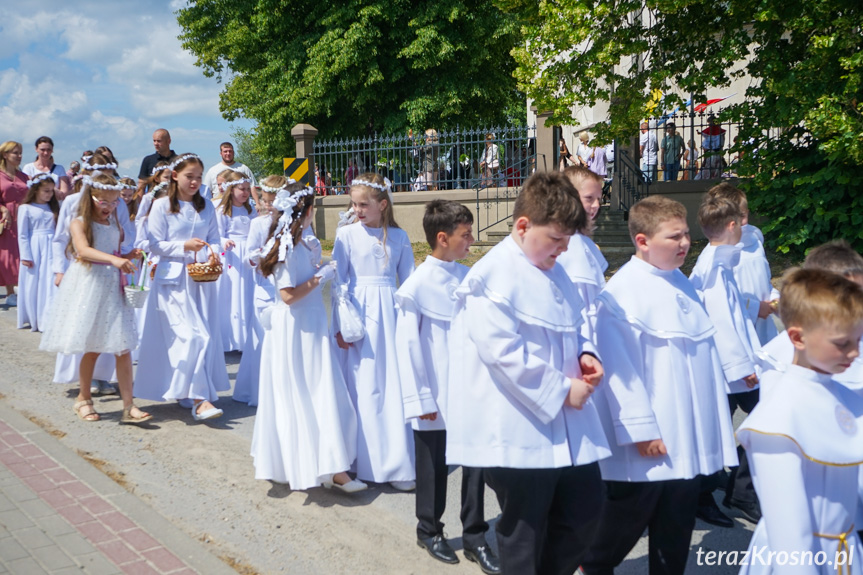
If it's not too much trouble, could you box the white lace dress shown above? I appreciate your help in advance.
[40,216,137,355]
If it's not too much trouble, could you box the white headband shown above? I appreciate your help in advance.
[151,164,170,176]
[82,175,124,192]
[26,172,58,189]
[260,179,297,194]
[149,182,168,196]
[351,177,393,203]
[169,154,200,171]
[83,161,118,171]
[262,186,316,263]
[221,177,253,192]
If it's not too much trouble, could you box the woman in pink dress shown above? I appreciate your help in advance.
[0,141,29,305]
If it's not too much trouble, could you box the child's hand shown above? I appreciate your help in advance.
[579,353,604,386]
[758,300,774,319]
[54,273,63,287]
[743,373,759,388]
[21,260,33,268]
[112,256,136,274]
[184,238,207,252]
[314,261,337,285]
[636,439,668,457]
[224,240,236,251]
[335,332,352,350]
[565,378,595,410]
[419,412,438,421]
[123,248,142,260]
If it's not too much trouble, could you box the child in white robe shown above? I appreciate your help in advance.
[332,173,415,489]
[582,195,738,575]
[737,269,863,575]
[707,183,778,345]
[759,240,863,394]
[250,184,364,492]
[690,195,764,526]
[233,179,280,405]
[395,200,498,572]
[446,172,611,575]
[215,170,258,352]
[17,173,58,332]
[558,165,608,342]
[135,154,230,421]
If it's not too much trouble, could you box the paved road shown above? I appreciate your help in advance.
[0,296,755,574]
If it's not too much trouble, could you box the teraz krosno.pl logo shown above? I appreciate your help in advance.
[696,546,854,568]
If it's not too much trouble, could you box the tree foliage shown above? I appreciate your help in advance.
[231,127,269,178]
[177,0,524,173]
[506,0,863,254]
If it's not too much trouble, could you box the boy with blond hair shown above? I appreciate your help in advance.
[737,269,863,572]
[446,172,611,575]
[582,195,737,575]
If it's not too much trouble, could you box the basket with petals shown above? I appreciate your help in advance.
[123,285,150,308]
[186,243,223,282]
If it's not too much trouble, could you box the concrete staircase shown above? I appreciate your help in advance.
[475,209,634,254]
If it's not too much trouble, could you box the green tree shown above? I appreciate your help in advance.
[177,0,524,170]
[507,0,863,254]
[231,127,269,178]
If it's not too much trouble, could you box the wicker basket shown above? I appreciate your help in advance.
[187,243,223,282]
[124,285,150,308]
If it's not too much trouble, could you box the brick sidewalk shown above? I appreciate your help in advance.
[0,403,237,575]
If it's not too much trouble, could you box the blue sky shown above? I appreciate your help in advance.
[0,0,254,177]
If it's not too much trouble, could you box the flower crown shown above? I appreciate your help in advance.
[26,172,59,189]
[82,175,125,192]
[83,160,118,172]
[151,164,171,176]
[220,177,253,192]
[168,154,200,171]
[262,186,316,263]
[149,182,168,196]
[350,177,393,203]
[260,178,297,194]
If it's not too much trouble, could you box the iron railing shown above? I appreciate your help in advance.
[616,148,649,213]
[311,125,537,196]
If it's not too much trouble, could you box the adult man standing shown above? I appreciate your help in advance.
[660,122,685,181]
[202,142,258,203]
[638,122,658,183]
[137,129,175,196]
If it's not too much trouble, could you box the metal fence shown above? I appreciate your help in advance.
[639,108,760,182]
[311,125,537,196]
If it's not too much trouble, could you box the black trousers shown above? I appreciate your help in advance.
[725,389,759,505]
[581,478,701,575]
[483,463,604,575]
[414,430,489,549]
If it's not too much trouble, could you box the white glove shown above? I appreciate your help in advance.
[314,261,337,285]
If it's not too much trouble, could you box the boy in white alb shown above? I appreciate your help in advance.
[446,172,611,575]
[558,165,608,342]
[707,183,778,345]
[689,196,763,526]
[737,269,863,575]
[582,196,738,575]
[396,200,499,574]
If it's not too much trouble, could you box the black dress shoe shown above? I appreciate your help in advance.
[464,545,501,574]
[417,535,459,564]
[696,499,734,528]
[723,496,762,523]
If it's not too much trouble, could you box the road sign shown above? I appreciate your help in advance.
[283,157,312,186]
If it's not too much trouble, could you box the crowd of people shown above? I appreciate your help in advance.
[1,128,862,575]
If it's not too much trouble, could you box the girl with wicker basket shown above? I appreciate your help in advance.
[215,169,258,352]
[135,154,230,421]
[39,173,151,425]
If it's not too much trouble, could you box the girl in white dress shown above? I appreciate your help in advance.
[135,154,230,421]
[17,173,59,331]
[251,184,365,492]
[333,172,416,489]
[39,173,151,425]
[234,176,283,405]
[215,170,258,352]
